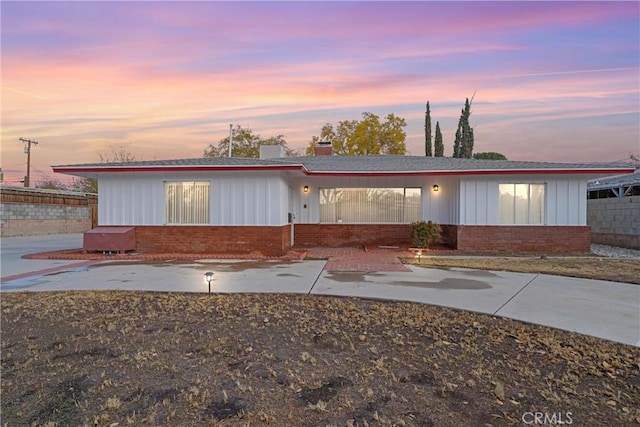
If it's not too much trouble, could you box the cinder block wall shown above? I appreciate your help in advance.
[588,195,640,249]
[0,187,97,237]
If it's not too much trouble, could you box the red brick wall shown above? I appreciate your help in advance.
[314,145,333,156]
[454,225,591,253]
[133,225,291,256]
[102,224,590,254]
[439,224,458,248]
[293,224,411,247]
[294,223,590,253]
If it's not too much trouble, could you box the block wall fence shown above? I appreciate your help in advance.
[0,187,97,237]
[587,195,640,249]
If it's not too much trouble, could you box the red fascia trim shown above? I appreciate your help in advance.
[53,165,635,176]
[301,168,636,177]
[52,165,305,174]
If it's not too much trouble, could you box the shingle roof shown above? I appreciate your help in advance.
[272,155,630,172]
[53,155,635,175]
[54,157,277,168]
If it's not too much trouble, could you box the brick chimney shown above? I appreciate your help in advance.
[314,141,333,156]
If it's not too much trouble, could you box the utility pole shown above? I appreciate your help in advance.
[19,137,38,187]
[228,124,233,157]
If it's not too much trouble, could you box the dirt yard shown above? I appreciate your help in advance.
[406,257,640,285]
[2,290,639,426]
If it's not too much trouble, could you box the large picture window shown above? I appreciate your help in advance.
[319,188,421,223]
[165,181,210,224]
[499,183,545,224]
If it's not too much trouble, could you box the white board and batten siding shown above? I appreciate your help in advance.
[98,172,289,226]
[545,178,588,226]
[214,174,288,226]
[287,175,460,225]
[458,176,588,226]
[97,171,589,228]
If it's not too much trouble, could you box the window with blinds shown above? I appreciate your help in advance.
[165,182,210,224]
[319,188,421,223]
[499,183,545,225]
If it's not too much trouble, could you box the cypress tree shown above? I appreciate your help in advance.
[460,98,474,158]
[454,98,474,158]
[453,126,461,158]
[434,121,444,157]
[425,102,432,156]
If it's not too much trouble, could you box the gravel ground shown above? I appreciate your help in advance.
[591,244,640,259]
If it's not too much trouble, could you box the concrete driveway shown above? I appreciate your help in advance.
[1,234,638,347]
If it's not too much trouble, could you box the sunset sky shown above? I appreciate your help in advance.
[1,1,639,186]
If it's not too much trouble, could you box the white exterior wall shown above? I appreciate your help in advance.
[98,172,288,226]
[546,178,588,225]
[458,175,588,225]
[287,175,460,224]
[96,171,589,228]
[98,174,164,225]
[213,173,288,225]
[426,176,459,224]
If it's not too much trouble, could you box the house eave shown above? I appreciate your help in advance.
[52,164,308,175]
[299,168,636,177]
[52,164,635,178]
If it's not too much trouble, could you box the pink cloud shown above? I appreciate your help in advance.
[1,1,637,185]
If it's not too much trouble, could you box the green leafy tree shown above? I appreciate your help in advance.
[306,112,406,156]
[473,152,507,160]
[453,97,474,158]
[204,125,294,158]
[425,102,432,157]
[434,121,444,157]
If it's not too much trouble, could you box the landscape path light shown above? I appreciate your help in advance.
[204,271,214,294]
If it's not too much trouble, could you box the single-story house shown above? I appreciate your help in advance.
[53,144,635,255]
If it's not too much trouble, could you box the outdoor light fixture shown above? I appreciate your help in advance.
[204,271,214,294]
[303,185,309,193]
[433,184,439,192]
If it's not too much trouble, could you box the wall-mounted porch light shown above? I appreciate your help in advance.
[303,185,309,193]
[433,184,439,192]
[204,271,214,294]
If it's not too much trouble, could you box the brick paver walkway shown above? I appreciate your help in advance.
[305,247,413,272]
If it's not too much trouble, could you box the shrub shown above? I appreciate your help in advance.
[411,220,441,248]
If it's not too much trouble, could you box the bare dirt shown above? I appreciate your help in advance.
[2,291,639,426]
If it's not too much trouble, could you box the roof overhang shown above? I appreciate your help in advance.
[53,164,635,178]
[52,164,307,176]
[300,168,635,177]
